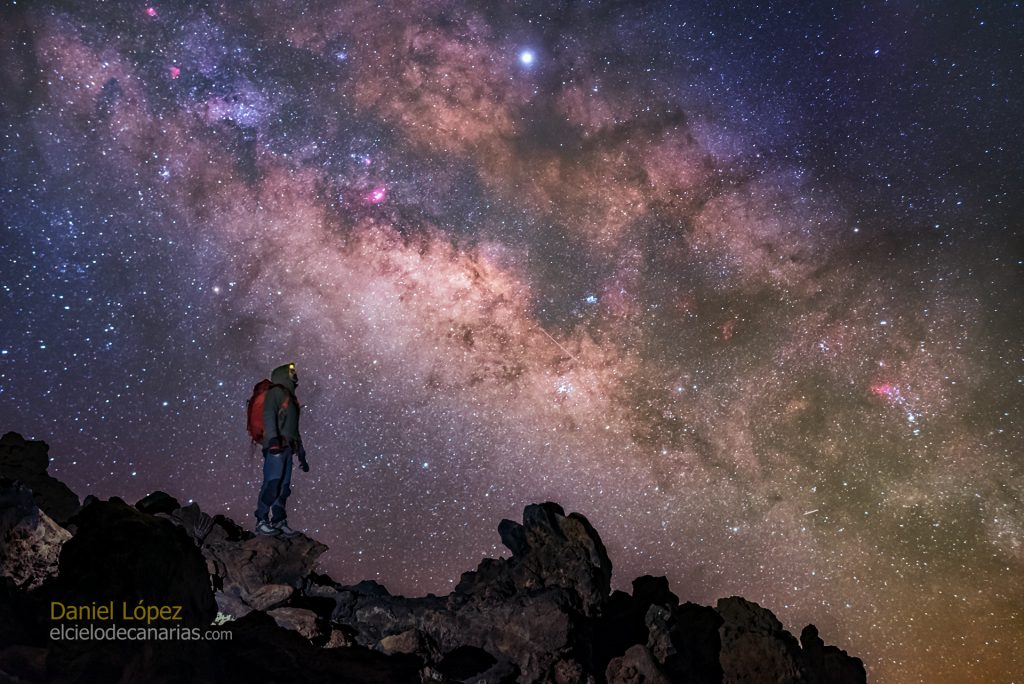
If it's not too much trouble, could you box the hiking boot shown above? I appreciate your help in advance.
[255,520,279,536]
[272,520,300,538]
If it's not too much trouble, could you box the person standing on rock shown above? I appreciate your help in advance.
[255,362,309,537]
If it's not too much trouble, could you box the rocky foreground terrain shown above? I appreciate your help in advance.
[0,431,866,683]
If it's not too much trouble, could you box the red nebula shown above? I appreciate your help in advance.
[146,7,157,17]
[870,382,898,399]
[366,186,387,204]
[169,66,181,79]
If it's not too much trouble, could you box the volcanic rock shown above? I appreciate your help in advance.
[0,435,868,684]
[646,602,723,683]
[169,501,217,545]
[606,644,671,684]
[434,644,499,680]
[214,589,252,619]
[455,502,612,616]
[202,523,327,597]
[222,611,421,683]
[134,490,181,516]
[632,575,679,610]
[801,624,868,684]
[0,644,48,682]
[717,596,805,682]
[328,503,612,683]
[0,479,71,590]
[267,606,325,641]
[0,576,49,648]
[0,432,80,524]
[378,627,434,657]
[245,582,294,611]
[325,627,355,648]
[41,495,216,628]
[717,597,866,684]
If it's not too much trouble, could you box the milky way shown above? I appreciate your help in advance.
[1,2,1021,681]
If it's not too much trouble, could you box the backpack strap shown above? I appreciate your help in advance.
[267,383,300,415]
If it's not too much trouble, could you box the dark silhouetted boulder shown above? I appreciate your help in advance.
[167,502,217,545]
[134,490,180,516]
[801,624,867,684]
[632,575,679,611]
[718,596,802,682]
[647,602,723,683]
[594,589,649,668]
[42,496,216,628]
[0,576,48,648]
[0,432,80,524]
[593,576,683,675]
[717,596,867,684]
[0,643,48,682]
[455,502,612,616]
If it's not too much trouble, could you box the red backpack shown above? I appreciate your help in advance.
[246,379,278,444]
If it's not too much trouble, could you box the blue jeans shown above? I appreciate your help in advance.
[255,446,293,523]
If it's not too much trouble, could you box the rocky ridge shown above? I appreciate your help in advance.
[0,432,866,683]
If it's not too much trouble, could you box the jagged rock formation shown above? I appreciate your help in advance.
[0,432,79,524]
[41,495,218,628]
[316,502,610,682]
[0,433,867,683]
[0,479,71,590]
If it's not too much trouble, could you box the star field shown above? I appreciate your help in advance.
[1,1,1021,682]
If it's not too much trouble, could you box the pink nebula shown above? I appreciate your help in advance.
[870,382,898,399]
[146,7,157,17]
[366,186,387,204]
[169,66,181,79]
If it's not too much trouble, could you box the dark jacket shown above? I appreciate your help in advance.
[263,364,301,450]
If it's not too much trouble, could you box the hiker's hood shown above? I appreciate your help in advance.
[271,363,296,393]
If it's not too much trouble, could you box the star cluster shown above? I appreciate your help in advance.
[1,2,1021,682]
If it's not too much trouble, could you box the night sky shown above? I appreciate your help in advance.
[2,1,1022,681]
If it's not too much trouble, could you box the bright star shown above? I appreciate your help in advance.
[519,50,535,66]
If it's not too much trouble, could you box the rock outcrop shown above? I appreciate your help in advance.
[455,502,613,616]
[0,432,79,524]
[0,479,71,590]
[716,597,866,684]
[41,495,217,628]
[0,433,867,683]
[203,523,328,598]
